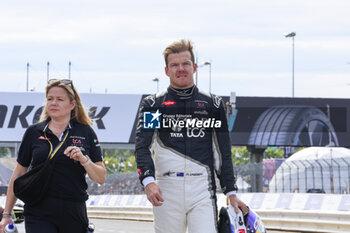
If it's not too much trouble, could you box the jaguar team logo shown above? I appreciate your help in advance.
[143,110,162,129]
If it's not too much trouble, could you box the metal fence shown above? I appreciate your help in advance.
[234,158,350,194]
[87,158,350,195]
[87,172,144,195]
[268,157,350,194]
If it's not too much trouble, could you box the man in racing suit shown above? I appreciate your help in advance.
[135,39,246,233]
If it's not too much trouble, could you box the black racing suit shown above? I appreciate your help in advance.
[135,85,237,233]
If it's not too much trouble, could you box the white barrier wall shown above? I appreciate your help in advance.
[2,193,350,232]
[87,194,152,207]
[1,192,349,212]
[85,193,350,212]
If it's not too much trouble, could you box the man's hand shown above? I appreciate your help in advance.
[145,183,164,206]
[229,194,247,213]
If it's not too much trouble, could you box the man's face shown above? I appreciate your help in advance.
[165,51,197,89]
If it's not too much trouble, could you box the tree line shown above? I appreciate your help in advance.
[102,147,285,174]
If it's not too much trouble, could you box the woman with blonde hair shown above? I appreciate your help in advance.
[0,79,106,233]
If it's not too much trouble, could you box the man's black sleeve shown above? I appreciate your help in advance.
[212,96,238,194]
[135,95,156,184]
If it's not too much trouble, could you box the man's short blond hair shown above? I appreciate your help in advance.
[163,39,195,67]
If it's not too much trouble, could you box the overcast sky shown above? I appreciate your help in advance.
[1,0,349,98]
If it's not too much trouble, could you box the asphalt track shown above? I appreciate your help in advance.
[15,219,299,233]
[14,220,154,233]
[91,219,300,233]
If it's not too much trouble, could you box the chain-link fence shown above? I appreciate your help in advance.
[87,157,350,195]
[87,172,144,195]
[268,157,350,194]
[234,158,350,194]
[233,159,284,193]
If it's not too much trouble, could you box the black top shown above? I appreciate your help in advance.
[17,120,103,202]
[135,85,238,194]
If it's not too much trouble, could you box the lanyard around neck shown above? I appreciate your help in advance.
[44,130,69,160]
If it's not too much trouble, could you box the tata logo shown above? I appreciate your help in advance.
[170,132,183,138]
[143,110,162,129]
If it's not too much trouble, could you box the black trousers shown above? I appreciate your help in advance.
[24,197,88,233]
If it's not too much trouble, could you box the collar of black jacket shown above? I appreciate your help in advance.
[168,85,197,100]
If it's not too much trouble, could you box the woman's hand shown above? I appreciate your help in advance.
[0,215,13,233]
[1,163,27,233]
[64,146,106,184]
[64,146,86,163]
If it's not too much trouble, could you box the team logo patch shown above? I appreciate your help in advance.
[72,139,82,144]
[197,102,206,108]
[143,110,162,129]
[162,100,176,106]
[138,168,142,178]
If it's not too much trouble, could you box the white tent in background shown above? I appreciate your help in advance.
[236,176,251,192]
[0,163,12,185]
[269,147,350,194]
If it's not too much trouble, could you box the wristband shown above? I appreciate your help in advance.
[2,212,11,217]
[81,156,91,167]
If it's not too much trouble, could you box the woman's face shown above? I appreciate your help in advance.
[46,86,75,120]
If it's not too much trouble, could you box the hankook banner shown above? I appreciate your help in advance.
[1,92,349,147]
[0,92,142,143]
